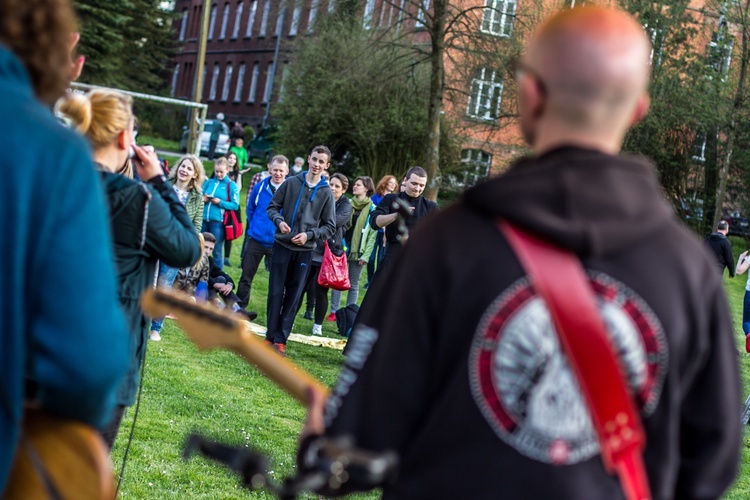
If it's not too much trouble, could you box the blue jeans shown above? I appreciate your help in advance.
[150,262,179,333]
[202,219,225,269]
[743,290,750,334]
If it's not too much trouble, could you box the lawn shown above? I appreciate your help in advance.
[110,187,750,498]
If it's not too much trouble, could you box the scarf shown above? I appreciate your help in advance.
[349,196,374,261]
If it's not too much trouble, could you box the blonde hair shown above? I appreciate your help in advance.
[56,89,134,150]
[193,232,206,270]
[170,155,207,194]
[213,157,229,171]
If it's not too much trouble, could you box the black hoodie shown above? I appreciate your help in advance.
[704,232,735,277]
[323,147,741,499]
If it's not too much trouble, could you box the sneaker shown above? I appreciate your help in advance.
[312,324,323,336]
[150,331,162,342]
[273,342,287,356]
[237,310,258,321]
[326,312,337,322]
[303,310,313,320]
[746,335,750,353]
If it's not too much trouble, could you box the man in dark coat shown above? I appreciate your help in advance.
[299,6,741,499]
[704,219,735,277]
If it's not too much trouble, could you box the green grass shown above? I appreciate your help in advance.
[139,135,180,153]
[112,184,377,498]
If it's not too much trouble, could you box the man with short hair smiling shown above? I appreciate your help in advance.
[368,166,438,281]
[265,146,335,354]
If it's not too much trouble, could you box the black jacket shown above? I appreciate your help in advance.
[704,232,735,277]
[369,191,438,249]
[102,171,201,405]
[324,147,740,499]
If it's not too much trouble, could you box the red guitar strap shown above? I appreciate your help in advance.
[498,220,651,500]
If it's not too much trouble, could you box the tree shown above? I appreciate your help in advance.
[274,14,433,182]
[74,0,176,94]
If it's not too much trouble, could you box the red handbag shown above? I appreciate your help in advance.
[499,220,651,500]
[223,184,243,241]
[317,242,351,291]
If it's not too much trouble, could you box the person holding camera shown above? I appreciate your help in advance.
[57,89,202,449]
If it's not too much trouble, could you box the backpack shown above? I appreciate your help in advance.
[335,304,360,338]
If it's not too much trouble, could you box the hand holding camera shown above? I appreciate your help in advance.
[130,144,163,181]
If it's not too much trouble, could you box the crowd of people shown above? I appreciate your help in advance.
[1,0,744,498]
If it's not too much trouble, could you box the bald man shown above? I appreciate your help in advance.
[297,7,741,498]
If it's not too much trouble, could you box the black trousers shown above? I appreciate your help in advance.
[265,244,312,344]
[237,238,274,308]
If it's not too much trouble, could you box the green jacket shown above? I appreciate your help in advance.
[101,172,201,406]
[230,145,249,170]
[185,189,204,232]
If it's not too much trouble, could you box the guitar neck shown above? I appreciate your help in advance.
[141,289,329,404]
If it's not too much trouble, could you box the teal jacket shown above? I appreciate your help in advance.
[202,176,239,222]
[0,46,129,491]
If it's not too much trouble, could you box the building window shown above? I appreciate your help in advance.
[219,3,230,39]
[481,0,516,37]
[274,4,284,36]
[234,63,246,102]
[246,0,257,37]
[259,0,270,37]
[363,0,375,29]
[232,1,243,39]
[221,64,233,101]
[263,62,274,103]
[208,4,217,40]
[290,1,301,36]
[171,64,180,97]
[397,0,406,25]
[178,9,188,41]
[248,63,259,103]
[415,0,430,28]
[209,64,220,101]
[460,149,492,186]
[278,63,290,102]
[467,67,503,121]
[201,66,207,99]
[708,22,734,77]
[692,130,707,162]
[328,0,335,14]
[308,0,319,32]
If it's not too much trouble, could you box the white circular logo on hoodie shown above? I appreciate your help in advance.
[469,272,668,465]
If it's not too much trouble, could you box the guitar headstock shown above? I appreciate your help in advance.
[140,288,243,351]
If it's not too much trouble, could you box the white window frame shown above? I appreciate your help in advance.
[363,0,376,29]
[209,64,220,101]
[481,0,517,38]
[263,62,274,103]
[234,63,246,102]
[178,9,188,41]
[278,63,290,103]
[219,3,230,39]
[259,0,270,37]
[245,0,257,37]
[221,64,233,101]
[692,130,707,162]
[415,0,430,28]
[308,0,319,32]
[208,4,217,40]
[460,149,492,186]
[467,67,504,121]
[290,1,301,35]
[232,1,243,39]
[248,63,260,103]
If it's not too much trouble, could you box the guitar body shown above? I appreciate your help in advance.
[4,409,114,500]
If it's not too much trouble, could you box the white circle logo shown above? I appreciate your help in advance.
[469,273,668,465]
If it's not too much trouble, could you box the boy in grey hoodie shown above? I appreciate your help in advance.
[265,145,336,353]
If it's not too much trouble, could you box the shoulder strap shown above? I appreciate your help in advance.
[497,220,651,500]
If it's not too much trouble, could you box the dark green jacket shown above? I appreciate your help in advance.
[101,171,201,406]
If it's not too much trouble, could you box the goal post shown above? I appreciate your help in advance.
[69,82,208,157]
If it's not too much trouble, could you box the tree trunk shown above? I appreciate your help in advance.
[424,0,446,201]
[714,1,749,227]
